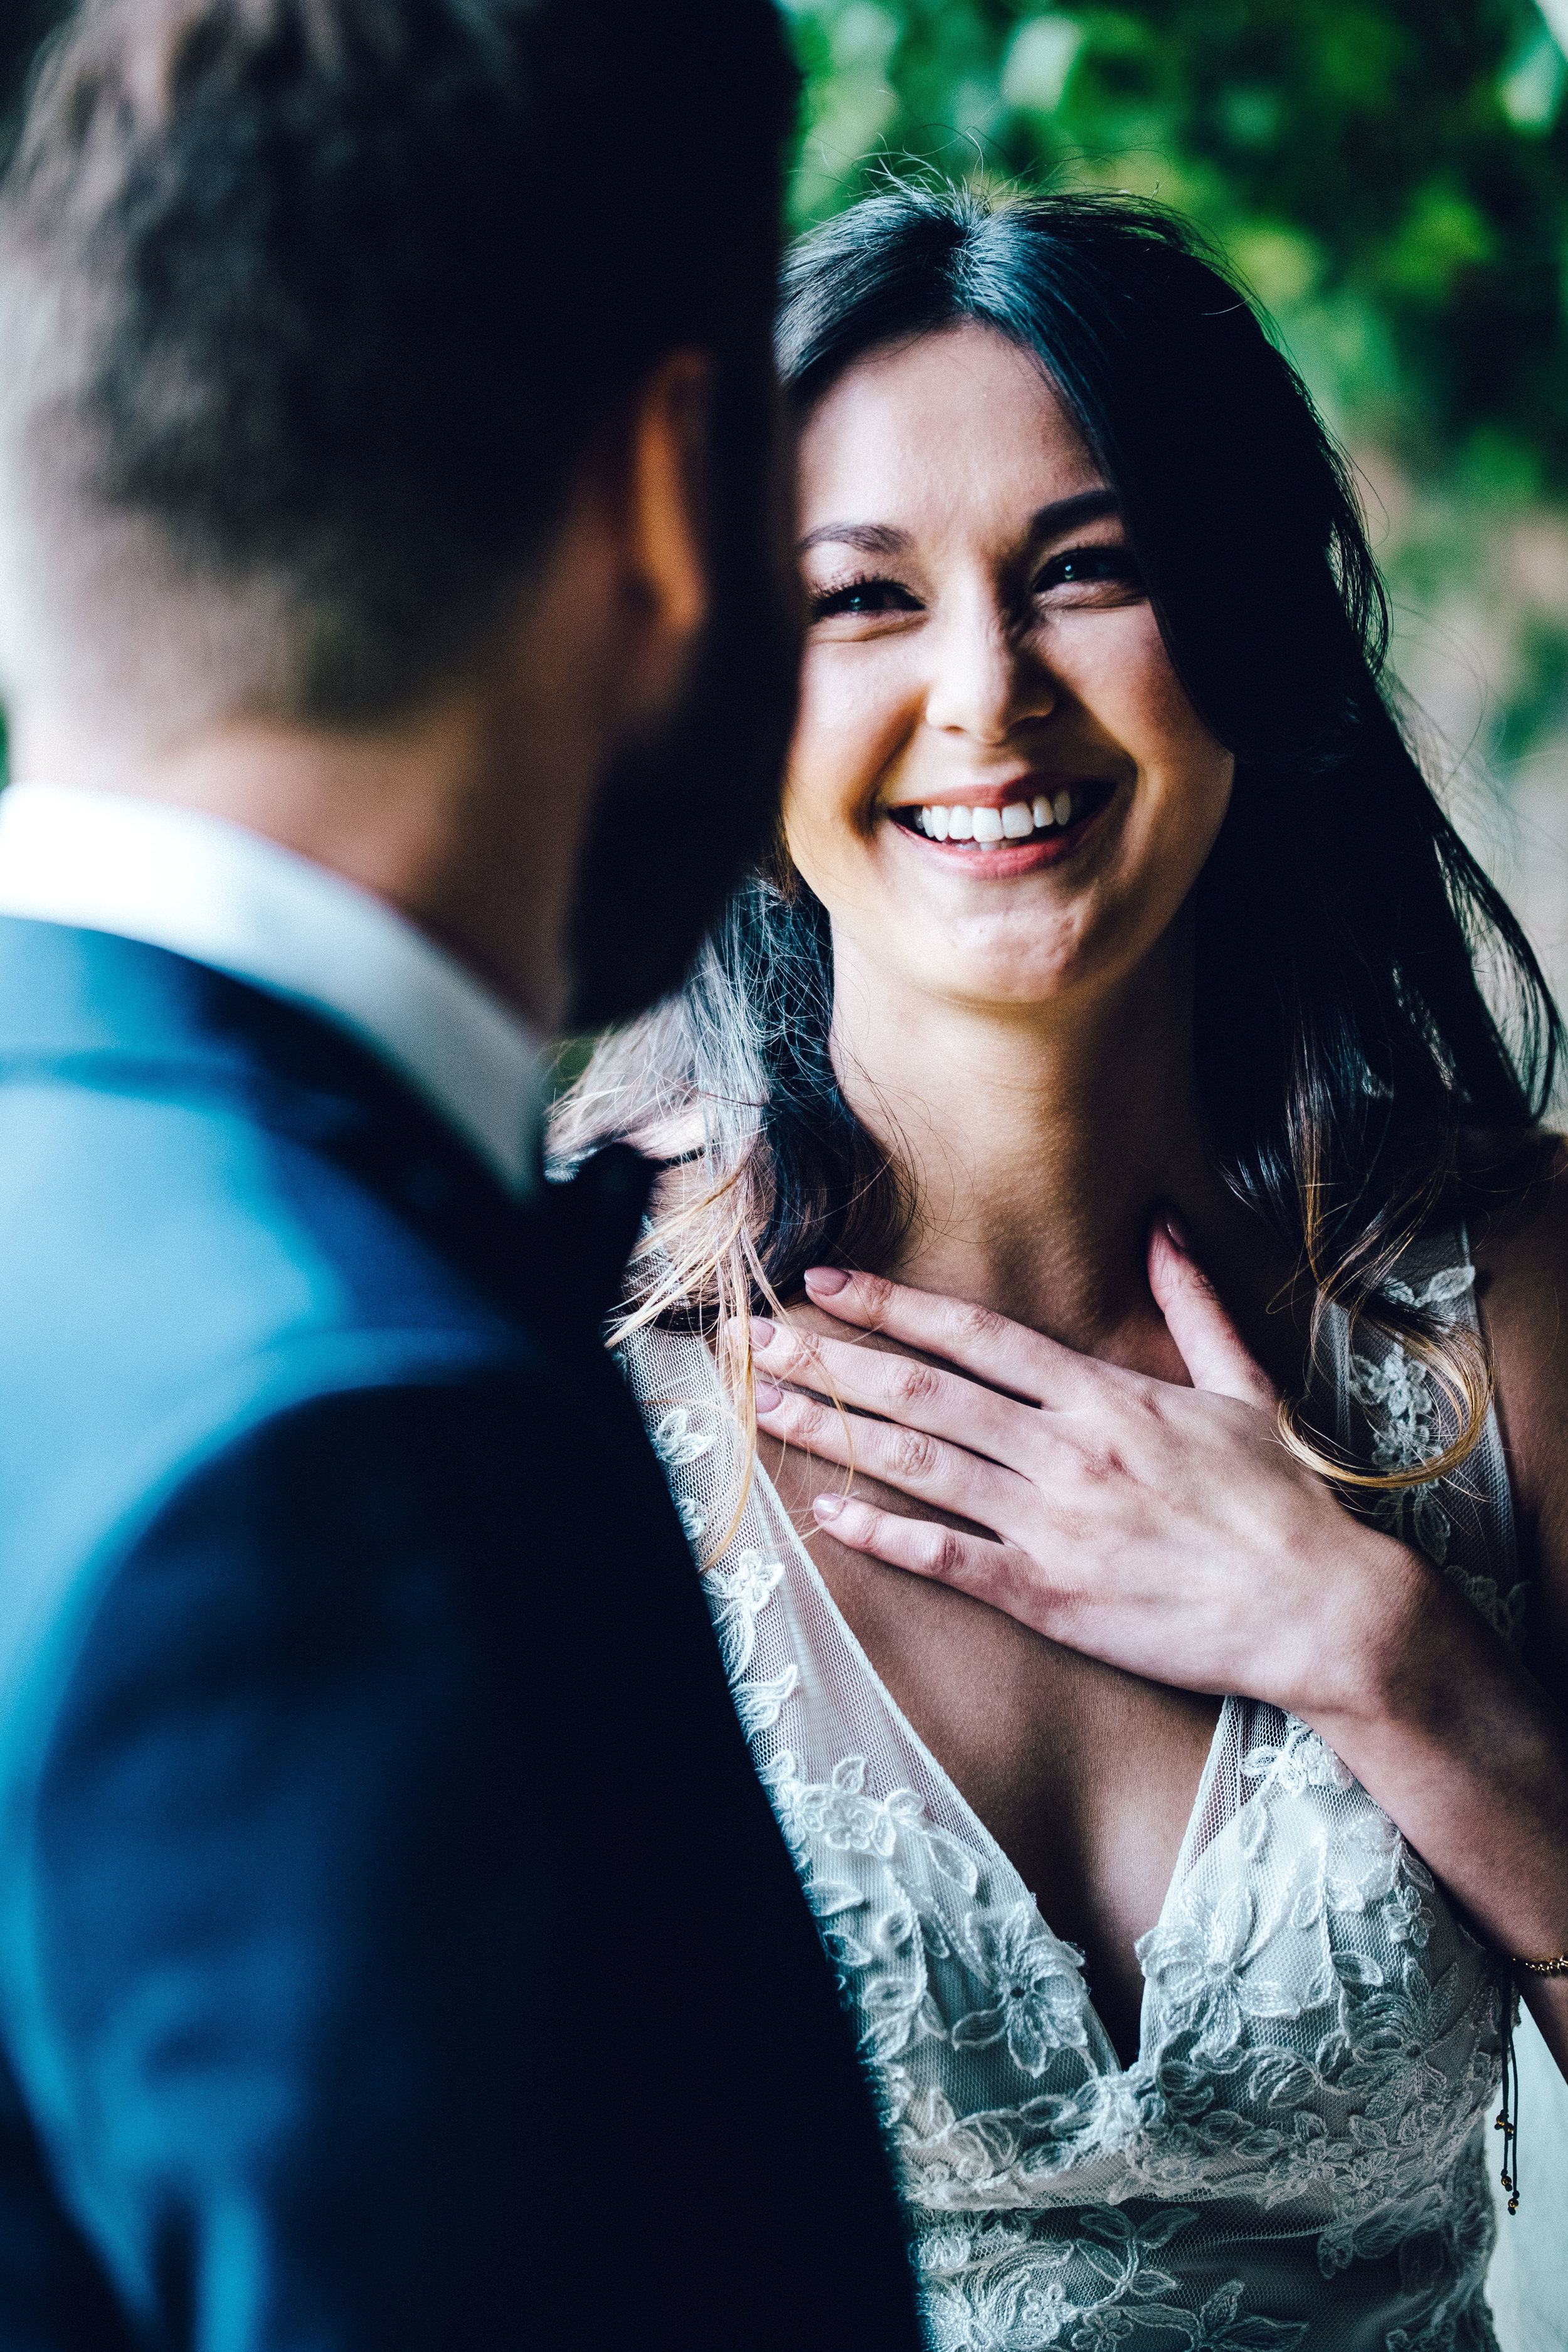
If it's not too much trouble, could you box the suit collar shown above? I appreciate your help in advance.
[0,918,652,1334]
[0,782,546,1199]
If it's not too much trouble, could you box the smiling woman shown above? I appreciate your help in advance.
[564,189,1549,1476]
[553,186,1568,2351]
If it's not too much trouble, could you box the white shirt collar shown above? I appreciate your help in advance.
[0,781,547,1198]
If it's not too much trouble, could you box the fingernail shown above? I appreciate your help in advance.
[804,1266,850,1295]
[1162,1208,1191,1254]
[754,1380,783,1413]
[812,1491,845,1520]
[750,1318,776,1348]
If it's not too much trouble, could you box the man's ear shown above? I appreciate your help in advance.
[620,349,712,694]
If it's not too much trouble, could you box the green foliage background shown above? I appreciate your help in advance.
[785,0,1568,768]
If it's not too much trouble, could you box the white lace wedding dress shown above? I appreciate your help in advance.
[621,1232,1529,2351]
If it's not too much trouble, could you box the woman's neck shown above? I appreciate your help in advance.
[830,928,1290,1378]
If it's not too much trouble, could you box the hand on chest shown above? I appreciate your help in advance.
[760,1362,1220,2065]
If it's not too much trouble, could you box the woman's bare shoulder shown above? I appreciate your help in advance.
[1465,1128,1568,1694]
[1464,1127,1568,1382]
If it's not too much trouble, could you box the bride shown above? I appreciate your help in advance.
[554,188,1568,2347]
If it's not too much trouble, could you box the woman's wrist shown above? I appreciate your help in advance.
[1345,1532,1469,1730]
[1278,1517,1437,1736]
[1300,1542,1568,1957]
[1293,1520,1512,1777]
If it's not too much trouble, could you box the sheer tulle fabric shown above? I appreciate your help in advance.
[622,1230,1520,2351]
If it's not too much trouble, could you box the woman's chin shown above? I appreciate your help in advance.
[863,935,1099,1013]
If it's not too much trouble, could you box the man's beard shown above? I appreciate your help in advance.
[563,423,800,1033]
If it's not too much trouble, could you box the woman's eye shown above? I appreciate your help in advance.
[1034,544,1142,595]
[808,575,922,622]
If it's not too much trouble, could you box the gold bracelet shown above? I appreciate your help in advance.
[1513,1951,1568,1976]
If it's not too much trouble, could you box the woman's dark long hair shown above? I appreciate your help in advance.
[554,184,1560,1508]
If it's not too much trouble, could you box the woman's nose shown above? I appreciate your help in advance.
[922,601,1057,743]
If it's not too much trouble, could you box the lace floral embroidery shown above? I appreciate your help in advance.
[649,1406,714,1540]
[702,1549,800,1732]
[714,1575,1502,2346]
[950,1904,1092,2075]
[1348,1263,1528,1644]
[916,2207,1312,2351]
[1240,1719,1355,1798]
[1347,1265,1474,1565]
[624,1241,1518,2352]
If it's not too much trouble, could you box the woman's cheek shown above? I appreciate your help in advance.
[780,777,830,886]
[1078,621,1234,852]
[1126,626,1230,787]
[1135,755,1236,930]
[781,737,862,892]
[790,647,916,840]
[1052,606,1173,741]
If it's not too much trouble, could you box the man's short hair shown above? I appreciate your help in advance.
[0,0,797,729]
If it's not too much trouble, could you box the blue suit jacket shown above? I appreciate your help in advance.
[0,918,919,2350]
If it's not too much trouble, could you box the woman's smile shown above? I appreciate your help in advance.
[884,776,1120,872]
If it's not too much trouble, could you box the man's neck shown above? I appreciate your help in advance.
[11,681,588,1033]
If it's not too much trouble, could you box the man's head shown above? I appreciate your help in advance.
[0,0,801,1026]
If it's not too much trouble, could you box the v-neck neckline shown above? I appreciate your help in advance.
[742,1421,1236,2082]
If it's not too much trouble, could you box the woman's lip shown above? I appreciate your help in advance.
[883,779,1119,867]
[889,827,1097,874]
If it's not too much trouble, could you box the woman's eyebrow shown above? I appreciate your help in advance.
[1030,487,1120,540]
[798,492,1118,559]
[796,519,911,556]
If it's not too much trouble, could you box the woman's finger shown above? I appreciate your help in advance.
[810,1490,1039,1611]
[738,1313,1024,1454]
[798,1266,1084,1403]
[1147,1214,1277,1412]
[753,1379,1013,1522]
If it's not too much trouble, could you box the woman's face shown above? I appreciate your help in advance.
[785,322,1234,1015]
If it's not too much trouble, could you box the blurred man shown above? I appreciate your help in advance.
[0,2,919,2344]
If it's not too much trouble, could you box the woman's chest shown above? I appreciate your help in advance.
[720,1434,1504,2227]
[763,1431,1220,2060]
[634,1317,1507,2250]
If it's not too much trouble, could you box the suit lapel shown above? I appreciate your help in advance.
[0,916,650,1344]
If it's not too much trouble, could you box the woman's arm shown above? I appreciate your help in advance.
[741,1222,1568,2077]
[1470,1137,1568,2059]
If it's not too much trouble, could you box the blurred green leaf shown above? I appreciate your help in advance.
[1379,178,1496,305]
[787,0,1568,492]
[1498,20,1567,129]
[1001,16,1086,115]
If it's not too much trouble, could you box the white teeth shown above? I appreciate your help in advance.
[903,788,1092,844]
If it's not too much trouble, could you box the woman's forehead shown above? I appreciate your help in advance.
[797,322,1106,535]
